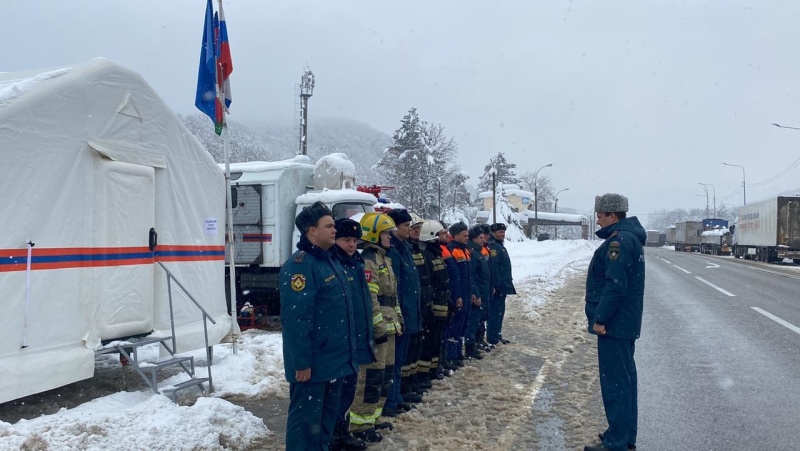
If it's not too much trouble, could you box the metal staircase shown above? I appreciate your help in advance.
[94,262,218,402]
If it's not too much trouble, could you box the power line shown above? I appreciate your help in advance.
[747,155,800,187]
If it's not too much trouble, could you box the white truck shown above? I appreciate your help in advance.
[223,153,378,316]
[730,196,800,263]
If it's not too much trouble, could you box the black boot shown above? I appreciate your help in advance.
[353,427,382,443]
[331,416,367,451]
[466,343,483,360]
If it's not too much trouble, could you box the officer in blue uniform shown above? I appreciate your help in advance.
[487,223,516,345]
[330,217,375,451]
[280,201,358,451]
[583,193,646,451]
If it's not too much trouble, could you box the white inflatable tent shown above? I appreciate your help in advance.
[0,58,232,403]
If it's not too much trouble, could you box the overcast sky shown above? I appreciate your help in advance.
[7,0,800,218]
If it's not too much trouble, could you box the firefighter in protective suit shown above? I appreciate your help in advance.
[349,213,403,442]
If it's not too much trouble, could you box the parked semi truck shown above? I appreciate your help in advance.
[645,230,660,247]
[730,196,800,263]
[673,221,703,252]
[222,154,378,315]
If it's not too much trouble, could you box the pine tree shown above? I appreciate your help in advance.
[477,152,519,193]
[376,108,467,219]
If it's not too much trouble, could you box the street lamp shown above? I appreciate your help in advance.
[694,193,708,218]
[772,123,800,131]
[533,163,553,238]
[553,188,569,240]
[698,182,716,217]
[722,162,746,205]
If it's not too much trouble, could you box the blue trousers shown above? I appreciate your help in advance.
[385,331,410,408]
[487,293,506,344]
[446,306,467,359]
[598,335,638,451]
[464,304,482,345]
[287,378,344,451]
[335,372,358,428]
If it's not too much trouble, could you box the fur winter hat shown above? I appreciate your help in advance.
[449,221,469,237]
[295,201,333,235]
[479,223,492,235]
[490,223,507,232]
[335,218,362,240]
[468,225,484,241]
[387,208,413,226]
[594,193,629,213]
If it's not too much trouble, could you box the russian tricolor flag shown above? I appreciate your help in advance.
[196,0,233,135]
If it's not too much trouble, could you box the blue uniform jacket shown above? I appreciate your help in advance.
[447,240,473,303]
[467,241,491,301]
[280,236,358,383]
[488,237,516,295]
[389,235,422,333]
[332,244,376,365]
[585,216,647,340]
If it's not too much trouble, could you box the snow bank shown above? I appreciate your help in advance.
[507,239,598,317]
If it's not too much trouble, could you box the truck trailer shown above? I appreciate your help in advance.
[665,226,676,246]
[731,196,800,263]
[673,221,703,252]
[645,230,660,247]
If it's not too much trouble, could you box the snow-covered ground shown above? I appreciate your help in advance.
[0,239,598,450]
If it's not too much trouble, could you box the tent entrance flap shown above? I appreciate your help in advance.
[92,159,155,341]
[89,140,167,169]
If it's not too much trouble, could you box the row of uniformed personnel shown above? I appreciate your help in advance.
[279,201,515,451]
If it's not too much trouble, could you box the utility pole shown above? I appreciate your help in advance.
[533,163,553,239]
[492,169,497,224]
[299,67,315,156]
[553,187,569,240]
[699,182,716,217]
[722,162,746,205]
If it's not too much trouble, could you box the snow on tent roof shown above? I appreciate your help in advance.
[0,67,72,108]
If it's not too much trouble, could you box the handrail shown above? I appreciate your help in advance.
[157,261,216,392]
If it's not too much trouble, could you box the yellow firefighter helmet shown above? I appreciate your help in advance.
[359,212,396,243]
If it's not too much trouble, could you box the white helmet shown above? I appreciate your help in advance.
[409,212,424,227]
[419,220,445,241]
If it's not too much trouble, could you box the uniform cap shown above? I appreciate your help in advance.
[595,193,629,213]
[468,225,484,240]
[448,221,468,237]
[490,223,507,232]
[334,218,362,239]
[387,208,413,226]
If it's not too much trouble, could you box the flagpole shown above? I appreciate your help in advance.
[217,0,238,355]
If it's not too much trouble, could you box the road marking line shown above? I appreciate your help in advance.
[661,258,671,264]
[752,307,800,335]
[695,277,735,296]
[673,265,691,274]
[705,262,720,268]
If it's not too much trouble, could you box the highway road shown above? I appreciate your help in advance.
[637,247,800,450]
